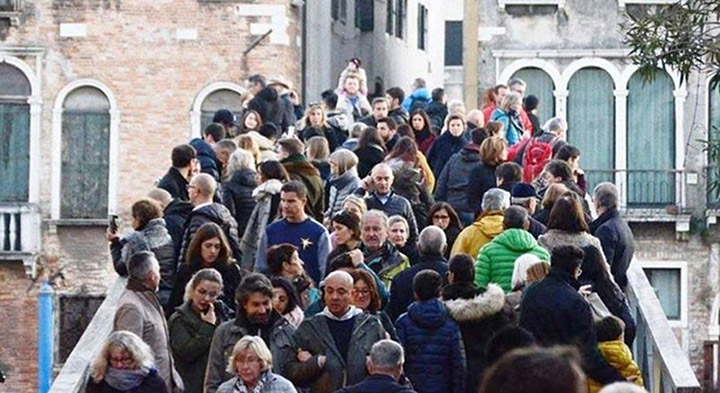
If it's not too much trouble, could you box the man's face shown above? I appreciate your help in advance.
[496,87,509,103]
[145,260,161,292]
[243,292,273,325]
[188,181,201,205]
[371,167,393,195]
[373,102,389,120]
[280,191,306,221]
[344,78,359,95]
[385,94,399,110]
[324,276,354,317]
[361,215,388,251]
[248,81,263,95]
[510,84,525,98]
[377,122,394,142]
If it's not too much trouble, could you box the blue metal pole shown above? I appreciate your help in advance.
[38,281,53,393]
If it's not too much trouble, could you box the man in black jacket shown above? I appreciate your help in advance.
[385,87,409,126]
[336,340,416,393]
[519,245,625,386]
[590,182,634,290]
[157,144,196,201]
[247,74,290,133]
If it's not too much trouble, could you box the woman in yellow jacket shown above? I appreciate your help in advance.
[589,316,644,393]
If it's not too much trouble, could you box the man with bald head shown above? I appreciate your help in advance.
[285,270,386,393]
[356,163,418,242]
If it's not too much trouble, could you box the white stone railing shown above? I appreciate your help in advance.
[0,203,41,276]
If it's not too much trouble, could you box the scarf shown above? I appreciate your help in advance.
[322,305,363,321]
[104,367,150,391]
[233,370,270,393]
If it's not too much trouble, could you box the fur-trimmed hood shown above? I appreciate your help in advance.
[444,283,505,322]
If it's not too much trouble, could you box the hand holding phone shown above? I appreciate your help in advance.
[108,214,119,234]
[200,302,216,325]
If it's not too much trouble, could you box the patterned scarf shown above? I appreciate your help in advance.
[233,370,270,393]
[104,366,150,391]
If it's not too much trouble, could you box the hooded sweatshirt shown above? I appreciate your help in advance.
[475,228,550,292]
[450,213,504,259]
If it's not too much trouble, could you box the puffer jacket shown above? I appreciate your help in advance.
[475,228,550,292]
[450,212,504,259]
[396,299,466,393]
[163,199,193,259]
[222,168,258,234]
[435,144,482,213]
[189,138,222,182]
[178,203,243,265]
[325,170,361,222]
[588,341,644,393]
[282,154,325,221]
[444,284,511,393]
[240,179,282,271]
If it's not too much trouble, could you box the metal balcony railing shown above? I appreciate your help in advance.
[0,203,41,275]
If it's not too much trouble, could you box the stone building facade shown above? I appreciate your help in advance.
[0,1,302,392]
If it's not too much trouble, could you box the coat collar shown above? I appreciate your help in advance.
[444,284,505,322]
[590,208,620,234]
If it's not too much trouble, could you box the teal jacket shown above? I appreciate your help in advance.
[475,228,550,292]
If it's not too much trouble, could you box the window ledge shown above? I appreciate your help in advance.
[0,251,38,277]
[46,219,108,227]
[621,209,691,236]
[619,0,676,8]
[498,0,565,9]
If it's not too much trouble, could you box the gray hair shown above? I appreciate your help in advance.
[507,77,526,90]
[511,253,543,290]
[500,91,522,112]
[447,100,466,115]
[226,336,273,374]
[387,215,408,231]
[593,182,619,210]
[363,209,389,228]
[127,251,159,281]
[226,149,256,175]
[503,206,528,229]
[329,148,358,175]
[350,122,367,138]
[183,268,224,303]
[598,382,648,393]
[190,173,217,197]
[482,188,511,212]
[418,225,447,254]
[369,339,404,372]
[543,117,568,135]
[89,330,156,382]
[216,139,238,155]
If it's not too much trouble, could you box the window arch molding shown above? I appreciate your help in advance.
[497,59,562,92]
[51,79,120,220]
[190,82,246,138]
[560,57,622,92]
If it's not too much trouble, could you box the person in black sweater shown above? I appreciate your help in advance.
[354,127,387,178]
[467,137,508,216]
[157,144,196,201]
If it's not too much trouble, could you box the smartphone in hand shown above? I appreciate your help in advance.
[108,214,119,234]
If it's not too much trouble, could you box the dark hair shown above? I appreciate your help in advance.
[596,315,624,342]
[556,145,581,162]
[321,89,339,109]
[448,254,475,283]
[185,222,231,269]
[239,110,263,133]
[481,346,585,393]
[426,202,462,233]
[328,252,355,272]
[270,276,300,315]
[131,199,162,227]
[203,123,226,142]
[496,162,523,184]
[431,88,445,102]
[248,74,267,88]
[277,138,304,156]
[281,180,308,200]
[545,160,573,181]
[385,136,418,164]
[396,124,413,138]
[258,160,289,182]
[235,273,274,307]
[349,269,382,312]
[409,109,432,135]
[472,127,489,146]
[332,210,361,240]
[550,245,584,274]
[266,243,298,276]
[356,127,386,151]
[547,196,588,233]
[386,87,405,104]
[503,206,528,230]
[523,95,539,112]
[413,269,442,301]
[171,144,197,168]
[376,117,397,130]
[258,122,279,140]
[485,326,536,365]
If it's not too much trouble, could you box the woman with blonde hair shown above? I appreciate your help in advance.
[491,91,524,146]
[533,183,569,226]
[299,103,340,151]
[325,149,361,222]
[306,136,331,182]
[235,134,262,164]
[87,331,167,393]
[216,336,296,393]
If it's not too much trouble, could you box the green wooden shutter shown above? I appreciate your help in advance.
[627,70,675,206]
[511,68,555,124]
[0,103,30,202]
[567,68,615,190]
[708,79,720,207]
[61,112,110,218]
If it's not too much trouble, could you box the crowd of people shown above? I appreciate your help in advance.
[91,63,646,393]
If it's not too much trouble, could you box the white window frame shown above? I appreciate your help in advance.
[638,260,688,329]
[498,0,566,10]
[190,82,246,139]
[618,0,677,8]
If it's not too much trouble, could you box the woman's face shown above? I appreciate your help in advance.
[108,347,136,370]
[244,113,259,130]
[411,115,425,131]
[499,145,509,162]
[282,251,305,278]
[200,237,222,265]
[272,287,289,315]
[332,222,355,245]
[342,203,362,221]
[352,279,372,310]
[190,279,222,314]
[388,222,408,247]
[448,119,464,136]
[234,350,263,386]
[431,208,451,230]
[309,108,323,126]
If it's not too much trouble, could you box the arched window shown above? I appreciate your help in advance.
[709,76,720,207]
[0,63,31,202]
[567,67,615,189]
[200,89,243,131]
[61,87,111,218]
[511,67,555,125]
[627,70,675,206]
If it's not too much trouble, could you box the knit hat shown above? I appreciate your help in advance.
[213,109,237,126]
[332,210,361,239]
[511,183,540,200]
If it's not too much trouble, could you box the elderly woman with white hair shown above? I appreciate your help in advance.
[216,336,297,393]
[86,330,168,393]
[222,149,258,234]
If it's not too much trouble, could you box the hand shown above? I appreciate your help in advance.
[297,349,312,362]
[106,230,119,242]
[317,355,326,368]
[200,303,217,325]
[578,285,592,297]
[348,249,364,267]
[626,375,639,382]
[575,168,585,176]
[360,176,373,191]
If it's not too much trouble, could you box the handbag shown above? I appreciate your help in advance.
[585,292,612,322]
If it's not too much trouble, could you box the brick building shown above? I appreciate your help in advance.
[0,1,302,392]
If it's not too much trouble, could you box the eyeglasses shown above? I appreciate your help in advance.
[354,288,371,296]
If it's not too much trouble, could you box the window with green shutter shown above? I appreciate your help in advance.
[200,89,243,132]
[0,63,31,203]
[708,77,720,207]
[627,70,675,206]
[61,86,111,219]
[567,67,615,190]
[511,67,555,125]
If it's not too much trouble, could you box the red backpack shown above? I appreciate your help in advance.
[521,137,557,182]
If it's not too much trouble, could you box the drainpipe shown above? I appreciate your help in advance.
[38,280,53,393]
